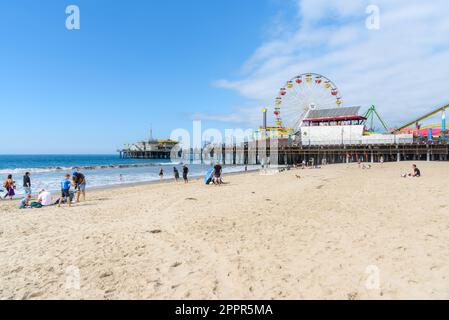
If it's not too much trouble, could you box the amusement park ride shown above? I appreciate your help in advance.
[392,103,448,142]
[258,72,448,143]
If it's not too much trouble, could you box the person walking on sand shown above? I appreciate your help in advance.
[58,174,72,208]
[182,165,189,183]
[159,168,164,180]
[173,167,180,182]
[23,172,31,195]
[3,175,15,200]
[72,171,86,203]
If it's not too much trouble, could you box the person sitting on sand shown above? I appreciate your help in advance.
[213,162,222,185]
[401,164,421,178]
[173,167,180,182]
[58,174,73,208]
[19,194,32,209]
[182,165,189,183]
[37,189,53,206]
[410,164,421,177]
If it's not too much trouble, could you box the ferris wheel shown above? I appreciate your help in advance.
[274,73,343,132]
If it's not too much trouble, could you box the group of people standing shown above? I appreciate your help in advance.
[1,171,87,209]
[1,172,32,200]
[159,165,189,183]
[57,171,86,207]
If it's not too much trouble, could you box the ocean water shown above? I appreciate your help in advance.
[0,155,250,197]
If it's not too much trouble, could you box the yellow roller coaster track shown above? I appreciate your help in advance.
[393,103,449,133]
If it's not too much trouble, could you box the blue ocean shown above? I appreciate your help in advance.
[0,155,248,196]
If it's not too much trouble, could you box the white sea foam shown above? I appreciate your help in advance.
[0,161,182,175]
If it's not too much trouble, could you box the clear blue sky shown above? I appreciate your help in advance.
[0,0,295,154]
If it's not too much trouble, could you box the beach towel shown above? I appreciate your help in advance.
[30,202,43,208]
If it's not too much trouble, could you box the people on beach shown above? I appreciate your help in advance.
[23,172,31,195]
[213,162,222,185]
[72,171,86,203]
[58,174,72,207]
[19,194,32,209]
[401,164,421,178]
[173,167,180,182]
[410,164,421,177]
[3,175,15,200]
[37,189,53,206]
[159,168,164,180]
[182,165,189,183]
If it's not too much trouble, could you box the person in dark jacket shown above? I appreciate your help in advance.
[23,172,31,195]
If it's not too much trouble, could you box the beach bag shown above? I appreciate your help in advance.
[30,202,43,208]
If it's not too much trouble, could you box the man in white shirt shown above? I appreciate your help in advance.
[37,189,53,206]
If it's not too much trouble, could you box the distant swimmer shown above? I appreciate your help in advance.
[159,168,164,180]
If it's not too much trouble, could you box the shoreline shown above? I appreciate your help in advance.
[1,166,262,201]
[0,160,434,201]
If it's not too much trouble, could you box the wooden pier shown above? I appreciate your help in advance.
[118,139,179,159]
[177,140,449,165]
[119,139,448,165]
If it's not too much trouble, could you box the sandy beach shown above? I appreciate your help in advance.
[1,161,448,300]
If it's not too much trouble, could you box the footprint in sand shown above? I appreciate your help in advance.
[171,262,182,268]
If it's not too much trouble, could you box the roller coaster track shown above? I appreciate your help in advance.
[393,103,449,133]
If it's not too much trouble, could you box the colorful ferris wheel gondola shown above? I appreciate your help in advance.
[273,73,343,132]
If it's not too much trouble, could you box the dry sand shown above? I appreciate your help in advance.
[0,161,448,300]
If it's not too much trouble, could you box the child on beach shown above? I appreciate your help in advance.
[213,162,223,185]
[3,175,15,200]
[58,174,72,207]
[19,194,32,209]
[182,165,189,183]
